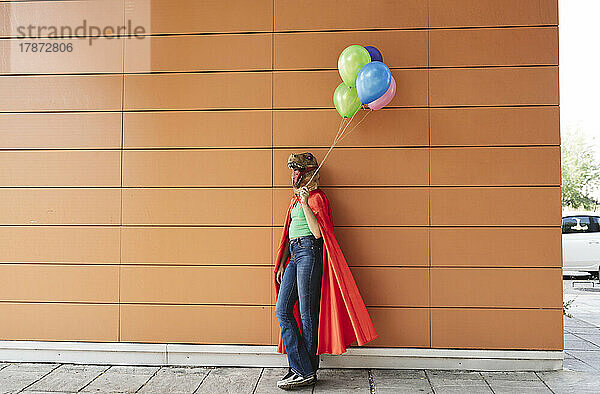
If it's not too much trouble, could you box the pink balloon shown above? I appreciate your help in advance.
[368,76,396,110]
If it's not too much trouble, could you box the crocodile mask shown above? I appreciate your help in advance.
[287,152,319,195]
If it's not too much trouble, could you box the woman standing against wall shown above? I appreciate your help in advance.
[273,152,378,390]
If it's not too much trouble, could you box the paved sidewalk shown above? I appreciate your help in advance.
[5,362,596,394]
[0,280,599,393]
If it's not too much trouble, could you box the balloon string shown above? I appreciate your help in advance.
[306,110,359,185]
[336,109,372,143]
[329,117,347,155]
[333,117,349,145]
[333,110,358,146]
[332,117,346,145]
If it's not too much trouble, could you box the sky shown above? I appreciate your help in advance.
[559,0,600,201]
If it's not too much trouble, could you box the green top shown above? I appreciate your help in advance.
[289,201,313,239]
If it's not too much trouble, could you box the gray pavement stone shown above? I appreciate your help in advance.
[27,364,108,392]
[567,313,600,328]
[430,379,491,387]
[564,332,579,340]
[21,391,75,394]
[254,368,312,394]
[573,333,600,347]
[481,371,540,381]
[486,380,552,394]
[563,355,599,373]
[375,384,433,393]
[427,370,485,382]
[138,366,210,394]
[428,384,493,394]
[372,369,431,392]
[565,350,600,371]
[565,326,600,335]
[564,316,596,328]
[194,367,261,394]
[0,363,59,393]
[372,368,427,380]
[481,373,551,394]
[313,368,370,393]
[427,371,492,394]
[564,337,600,350]
[80,365,159,393]
[538,369,600,393]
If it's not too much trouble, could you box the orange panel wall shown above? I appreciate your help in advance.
[0,0,561,351]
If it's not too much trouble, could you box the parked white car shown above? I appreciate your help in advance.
[562,211,600,276]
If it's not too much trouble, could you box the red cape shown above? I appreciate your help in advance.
[273,188,378,355]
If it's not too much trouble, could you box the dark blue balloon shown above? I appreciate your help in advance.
[356,61,392,104]
[364,46,383,62]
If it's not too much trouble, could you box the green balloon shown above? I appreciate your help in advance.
[333,82,361,118]
[338,45,371,87]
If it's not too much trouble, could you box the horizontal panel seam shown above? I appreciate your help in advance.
[0,145,562,151]
[0,300,564,309]
[0,225,561,228]
[0,64,558,77]
[0,263,563,268]
[0,105,559,114]
[0,105,560,114]
[0,225,563,228]
[0,186,564,188]
[0,24,559,39]
[0,185,563,188]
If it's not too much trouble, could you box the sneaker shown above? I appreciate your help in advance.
[277,368,295,385]
[277,372,317,390]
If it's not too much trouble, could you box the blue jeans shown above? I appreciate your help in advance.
[274,234,324,378]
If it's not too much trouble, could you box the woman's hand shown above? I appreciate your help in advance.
[275,240,290,284]
[276,265,285,284]
[299,186,309,204]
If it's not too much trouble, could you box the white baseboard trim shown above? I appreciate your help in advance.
[0,341,564,371]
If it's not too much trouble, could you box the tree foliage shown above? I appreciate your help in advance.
[561,126,600,211]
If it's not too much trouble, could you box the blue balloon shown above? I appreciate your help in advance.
[364,46,383,62]
[356,61,392,104]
